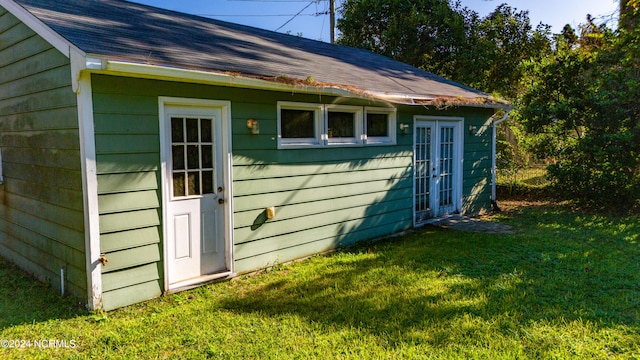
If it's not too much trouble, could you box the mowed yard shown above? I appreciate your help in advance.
[0,201,638,359]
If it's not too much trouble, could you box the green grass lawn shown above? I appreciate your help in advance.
[1,202,639,359]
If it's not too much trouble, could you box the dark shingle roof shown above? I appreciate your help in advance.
[14,0,504,106]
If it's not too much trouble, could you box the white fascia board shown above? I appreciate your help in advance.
[366,91,511,109]
[0,0,85,59]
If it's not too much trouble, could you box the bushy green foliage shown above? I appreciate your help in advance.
[337,0,551,99]
[337,1,639,209]
[519,20,640,209]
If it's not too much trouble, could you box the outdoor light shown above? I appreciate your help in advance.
[247,119,260,134]
[468,125,477,134]
[399,123,409,134]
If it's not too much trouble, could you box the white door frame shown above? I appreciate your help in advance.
[413,116,464,226]
[159,97,234,291]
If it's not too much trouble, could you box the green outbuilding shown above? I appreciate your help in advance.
[0,0,509,310]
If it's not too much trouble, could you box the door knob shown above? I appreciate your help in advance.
[218,187,224,193]
[218,199,225,205]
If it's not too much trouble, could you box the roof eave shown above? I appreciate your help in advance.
[84,56,510,109]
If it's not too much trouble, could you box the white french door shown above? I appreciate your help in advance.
[414,117,463,225]
[160,99,232,289]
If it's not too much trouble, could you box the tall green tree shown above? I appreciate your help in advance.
[620,0,639,32]
[337,0,551,99]
[519,19,640,208]
[337,0,467,81]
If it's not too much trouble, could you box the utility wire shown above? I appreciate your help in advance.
[198,13,327,17]
[228,0,326,2]
[275,1,315,31]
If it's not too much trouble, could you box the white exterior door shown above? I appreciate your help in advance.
[414,117,463,225]
[161,100,231,289]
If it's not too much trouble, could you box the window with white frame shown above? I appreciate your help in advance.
[277,102,323,147]
[364,107,396,144]
[277,102,396,148]
[326,105,363,145]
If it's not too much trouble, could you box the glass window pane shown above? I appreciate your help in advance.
[281,109,315,138]
[173,172,185,197]
[186,118,199,142]
[367,113,388,137]
[172,145,185,170]
[202,145,213,169]
[201,118,212,143]
[187,145,200,169]
[171,117,184,142]
[328,111,355,138]
[188,172,201,196]
[202,170,214,194]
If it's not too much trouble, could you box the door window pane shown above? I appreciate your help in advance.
[172,145,185,170]
[187,145,200,169]
[281,109,315,138]
[171,116,217,198]
[202,171,214,194]
[186,118,199,142]
[201,145,213,169]
[328,111,354,138]
[201,119,212,142]
[173,173,186,197]
[188,172,201,196]
[171,117,184,142]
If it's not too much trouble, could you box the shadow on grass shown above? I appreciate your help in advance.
[0,258,87,329]
[218,204,639,347]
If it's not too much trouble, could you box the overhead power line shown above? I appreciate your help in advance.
[198,13,328,17]
[275,1,315,31]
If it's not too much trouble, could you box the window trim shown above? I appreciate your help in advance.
[277,102,397,148]
[364,107,397,145]
[325,104,363,146]
[277,102,324,148]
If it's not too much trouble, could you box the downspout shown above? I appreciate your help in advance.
[491,107,512,211]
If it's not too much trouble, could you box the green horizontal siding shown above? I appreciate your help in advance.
[463,111,494,213]
[101,244,161,273]
[91,75,164,311]
[234,187,413,228]
[97,172,159,194]
[90,70,496,309]
[101,280,162,312]
[102,263,160,292]
[101,227,161,253]
[0,8,85,300]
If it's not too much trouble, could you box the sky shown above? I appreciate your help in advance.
[129,0,620,42]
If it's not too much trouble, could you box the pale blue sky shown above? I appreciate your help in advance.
[130,0,619,42]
